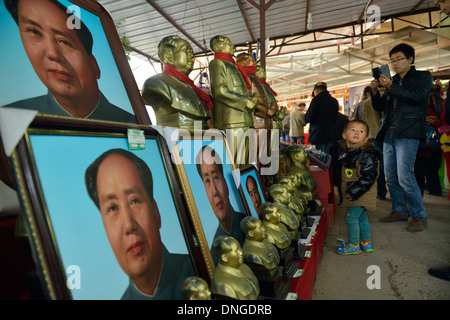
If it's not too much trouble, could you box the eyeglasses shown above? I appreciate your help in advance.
[389,57,407,64]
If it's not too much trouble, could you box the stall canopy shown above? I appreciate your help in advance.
[98,0,450,98]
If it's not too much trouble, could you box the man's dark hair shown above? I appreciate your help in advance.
[343,119,370,136]
[85,148,154,209]
[389,43,415,64]
[195,145,223,179]
[5,0,94,55]
[363,86,372,96]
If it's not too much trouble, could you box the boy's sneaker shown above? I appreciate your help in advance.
[360,241,373,253]
[336,243,361,255]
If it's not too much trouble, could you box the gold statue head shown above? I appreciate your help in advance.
[277,176,294,191]
[211,235,243,268]
[260,202,281,224]
[287,172,301,188]
[210,35,234,55]
[241,216,266,241]
[158,35,195,75]
[288,144,307,164]
[236,52,256,67]
[180,276,212,300]
[269,183,290,204]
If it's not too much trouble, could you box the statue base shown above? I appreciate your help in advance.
[279,247,300,281]
[308,199,323,216]
[255,267,288,299]
[301,227,311,240]
[306,217,315,228]
[290,235,304,260]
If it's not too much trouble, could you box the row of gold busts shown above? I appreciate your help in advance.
[181,144,319,300]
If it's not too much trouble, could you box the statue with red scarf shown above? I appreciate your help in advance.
[236,52,276,129]
[141,36,212,129]
[209,35,258,130]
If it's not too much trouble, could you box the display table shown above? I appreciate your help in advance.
[309,165,336,225]
[283,210,329,300]
[280,166,335,300]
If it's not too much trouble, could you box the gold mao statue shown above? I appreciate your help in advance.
[255,66,284,131]
[209,35,258,130]
[269,183,303,227]
[235,52,276,129]
[180,276,212,300]
[277,174,308,210]
[287,145,317,200]
[209,35,259,167]
[142,35,212,129]
[259,202,292,255]
[240,216,280,277]
[210,235,260,300]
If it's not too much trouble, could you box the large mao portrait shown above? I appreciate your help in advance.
[239,165,267,220]
[0,0,150,124]
[10,118,203,299]
[171,131,249,278]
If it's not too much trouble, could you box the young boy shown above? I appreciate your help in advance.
[336,120,381,255]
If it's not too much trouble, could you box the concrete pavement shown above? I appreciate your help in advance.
[311,189,450,300]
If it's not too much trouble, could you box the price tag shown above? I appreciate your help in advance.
[127,129,145,150]
[305,250,312,258]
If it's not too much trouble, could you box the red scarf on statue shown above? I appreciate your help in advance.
[162,63,214,110]
[242,65,257,76]
[258,77,277,96]
[213,52,252,89]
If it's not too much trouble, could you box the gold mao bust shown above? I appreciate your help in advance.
[287,145,317,200]
[235,52,275,129]
[208,35,258,130]
[141,35,212,129]
[240,216,280,277]
[210,235,260,300]
[276,176,307,215]
[259,202,292,255]
[180,276,212,300]
[269,183,302,228]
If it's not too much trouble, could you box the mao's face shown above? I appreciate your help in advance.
[96,154,162,280]
[246,178,262,214]
[171,38,195,75]
[220,37,234,55]
[251,220,265,241]
[199,150,232,224]
[223,240,243,267]
[17,0,100,102]
[275,187,290,204]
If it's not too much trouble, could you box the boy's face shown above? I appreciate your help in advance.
[342,122,369,146]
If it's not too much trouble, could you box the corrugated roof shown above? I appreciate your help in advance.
[98,0,448,98]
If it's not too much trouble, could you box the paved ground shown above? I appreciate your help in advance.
[311,189,450,300]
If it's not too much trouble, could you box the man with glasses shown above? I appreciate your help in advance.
[370,43,432,232]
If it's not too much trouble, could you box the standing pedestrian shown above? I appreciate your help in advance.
[370,43,432,232]
[289,102,306,145]
[304,82,339,154]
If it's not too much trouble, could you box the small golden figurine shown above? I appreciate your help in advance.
[287,145,318,200]
[259,202,292,255]
[142,35,212,129]
[180,277,212,300]
[240,216,280,277]
[269,183,303,227]
[210,235,260,300]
